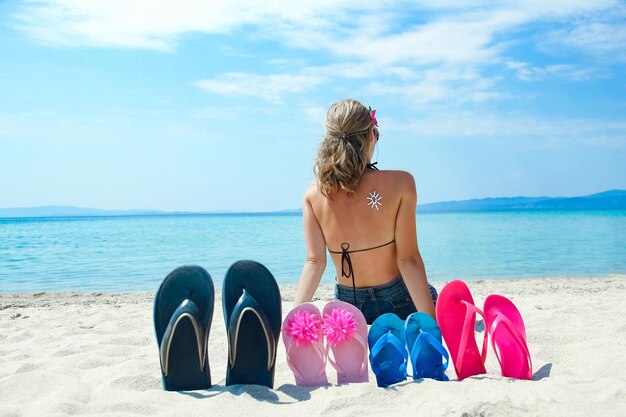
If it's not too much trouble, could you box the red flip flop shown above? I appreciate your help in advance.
[484,295,532,380]
[436,280,487,380]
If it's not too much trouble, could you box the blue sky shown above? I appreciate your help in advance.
[1,0,625,212]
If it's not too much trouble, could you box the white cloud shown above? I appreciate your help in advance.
[12,0,624,104]
[303,106,326,124]
[387,111,626,149]
[0,111,68,137]
[365,66,503,105]
[506,60,600,81]
[194,72,327,103]
[12,0,378,50]
[193,62,503,105]
[0,114,24,137]
[14,1,619,59]
[542,21,626,61]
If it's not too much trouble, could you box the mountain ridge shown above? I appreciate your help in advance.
[1,190,625,218]
[416,189,626,212]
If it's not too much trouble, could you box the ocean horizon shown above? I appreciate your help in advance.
[1,210,625,292]
[2,189,625,218]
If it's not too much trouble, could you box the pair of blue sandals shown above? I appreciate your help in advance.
[153,261,282,391]
[368,312,450,387]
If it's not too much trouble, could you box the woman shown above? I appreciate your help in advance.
[293,98,437,324]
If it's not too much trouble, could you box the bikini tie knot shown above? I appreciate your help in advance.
[339,243,357,305]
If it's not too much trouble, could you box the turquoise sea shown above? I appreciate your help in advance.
[1,211,625,292]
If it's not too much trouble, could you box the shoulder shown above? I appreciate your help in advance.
[378,170,416,189]
[303,180,321,203]
[376,170,417,205]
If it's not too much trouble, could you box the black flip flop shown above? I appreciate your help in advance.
[223,260,282,388]
[154,265,214,391]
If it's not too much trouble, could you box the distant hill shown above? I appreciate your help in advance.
[0,206,165,218]
[2,190,625,218]
[416,190,626,212]
[0,205,301,218]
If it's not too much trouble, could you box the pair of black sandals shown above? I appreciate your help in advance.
[153,260,282,391]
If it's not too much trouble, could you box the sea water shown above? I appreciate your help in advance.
[1,211,625,291]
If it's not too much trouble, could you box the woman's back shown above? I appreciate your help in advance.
[294,98,435,321]
[306,168,413,287]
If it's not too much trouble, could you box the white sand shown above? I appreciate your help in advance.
[1,276,625,417]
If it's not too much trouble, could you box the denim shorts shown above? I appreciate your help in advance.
[334,275,438,325]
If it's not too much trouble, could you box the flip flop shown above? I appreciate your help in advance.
[405,312,449,381]
[436,280,487,380]
[368,313,408,387]
[223,260,282,388]
[484,294,532,380]
[153,265,214,391]
[322,301,369,384]
[282,303,328,387]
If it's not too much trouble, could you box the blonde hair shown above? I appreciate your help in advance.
[314,99,374,197]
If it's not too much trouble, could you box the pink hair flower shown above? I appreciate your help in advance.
[321,308,358,346]
[368,106,378,127]
[286,310,321,346]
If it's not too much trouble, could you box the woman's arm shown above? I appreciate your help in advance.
[394,172,436,320]
[293,192,327,306]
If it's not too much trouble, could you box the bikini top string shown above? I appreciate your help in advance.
[329,239,396,306]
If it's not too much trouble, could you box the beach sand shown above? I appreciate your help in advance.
[1,276,625,417]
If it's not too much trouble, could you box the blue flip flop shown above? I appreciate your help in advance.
[368,313,408,387]
[153,265,214,391]
[405,312,449,381]
[223,260,282,388]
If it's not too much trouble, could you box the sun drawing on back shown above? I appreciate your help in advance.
[367,191,382,210]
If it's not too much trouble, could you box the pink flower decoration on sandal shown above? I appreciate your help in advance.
[286,310,321,346]
[322,308,358,346]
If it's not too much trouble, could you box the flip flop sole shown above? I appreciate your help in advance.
[405,312,447,380]
[436,280,486,380]
[323,301,369,384]
[484,294,532,380]
[153,265,214,391]
[368,313,407,387]
[282,303,328,387]
[223,260,282,388]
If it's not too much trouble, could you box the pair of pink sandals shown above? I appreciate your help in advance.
[282,301,369,386]
[436,280,533,380]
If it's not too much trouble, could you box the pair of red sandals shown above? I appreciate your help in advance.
[436,280,533,381]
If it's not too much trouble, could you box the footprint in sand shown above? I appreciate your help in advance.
[17,363,41,373]
[52,349,80,358]
[107,336,151,347]
[535,304,558,310]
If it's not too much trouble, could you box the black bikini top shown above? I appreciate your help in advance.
[328,239,396,305]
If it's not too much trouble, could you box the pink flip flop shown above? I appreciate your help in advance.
[282,303,328,387]
[322,301,369,384]
[436,280,487,380]
[484,294,532,380]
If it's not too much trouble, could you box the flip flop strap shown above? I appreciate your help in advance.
[490,313,533,379]
[228,289,276,373]
[326,331,369,377]
[160,299,205,377]
[409,331,450,376]
[285,337,327,382]
[456,300,488,374]
[369,331,408,378]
